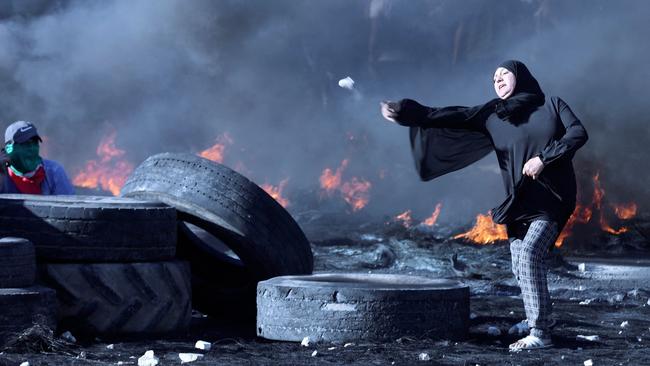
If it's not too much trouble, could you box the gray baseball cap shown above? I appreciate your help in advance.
[4,121,42,144]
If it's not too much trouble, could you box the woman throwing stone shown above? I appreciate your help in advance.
[380,60,588,350]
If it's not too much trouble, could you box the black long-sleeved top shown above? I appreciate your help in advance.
[398,96,588,228]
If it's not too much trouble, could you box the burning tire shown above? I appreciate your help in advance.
[0,195,177,262]
[0,237,36,288]
[121,153,313,315]
[41,261,191,335]
[0,287,58,346]
[256,273,470,343]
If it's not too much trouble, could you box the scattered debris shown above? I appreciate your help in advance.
[311,350,318,357]
[2,323,77,356]
[580,298,596,305]
[609,294,626,304]
[343,343,354,348]
[577,335,600,342]
[469,313,478,320]
[621,321,629,328]
[60,331,76,344]
[179,353,204,364]
[338,76,355,90]
[328,347,336,351]
[584,359,593,366]
[578,263,586,272]
[487,326,501,336]
[418,352,431,361]
[301,336,310,347]
[106,344,114,350]
[637,337,643,342]
[19,362,29,366]
[138,350,159,366]
[194,340,211,351]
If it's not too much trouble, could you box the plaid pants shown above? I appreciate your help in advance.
[509,220,558,333]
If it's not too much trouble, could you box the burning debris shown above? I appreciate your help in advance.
[319,159,372,212]
[261,178,291,208]
[72,129,134,196]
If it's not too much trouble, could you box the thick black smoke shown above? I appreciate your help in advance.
[0,0,647,223]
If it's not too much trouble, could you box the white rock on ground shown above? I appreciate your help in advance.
[311,350,318,357]
[301,337,310,347]
[343,343,354,348]
[20,362,29,366]
[584,359,593,366]
[621,321,630,328]
[179,353,204,364]
[106,344,114,350]
[578,263,586,272]
[194,340,212,351]
[138,350,159,366]
[418,353,431,361]
[577,335,600,342]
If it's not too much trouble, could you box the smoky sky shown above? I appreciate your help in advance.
[0,0,648,223]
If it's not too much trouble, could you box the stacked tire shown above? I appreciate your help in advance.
[0,237,57,347]
[0,195,191,336]
[121,153,314,320]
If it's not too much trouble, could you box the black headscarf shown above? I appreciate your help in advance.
[398,60,545,181]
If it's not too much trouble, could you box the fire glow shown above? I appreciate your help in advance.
[199,133,233,163]
[72,130,134,196]
[261,179,290,208]
[423,203,443,226]
[453,212,508,245]
[319,159,372,212]
[394,210,413,228]
[555,172,638,247]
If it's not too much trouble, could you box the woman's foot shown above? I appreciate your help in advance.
[509,334,553,351]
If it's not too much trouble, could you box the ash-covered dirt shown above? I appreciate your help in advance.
[2,216,650,366]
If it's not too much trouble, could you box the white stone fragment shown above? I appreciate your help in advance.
[301,336,310,347]
[487,326,501,336]
[580,298,596,305]
[621,321,629,328]
[106,344,114,350]
[138,350,159,366]
[179,353,204,363]
[338,76,355,90]
[647,298,650,306]
[60,331,76,343]
[328,347,336,351]
[311,350,318,357]
[469,313,478,320]
[584,359,593,366]
[418,353,431,361]
[343,343,354,348]
[638,337,643,342]
[577,335,600,342]
[194,340,212,351]
[20,362,29,366]
[578,263,586,272]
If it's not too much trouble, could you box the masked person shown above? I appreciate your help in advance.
[380,60,588,351]
[0,121,74,195]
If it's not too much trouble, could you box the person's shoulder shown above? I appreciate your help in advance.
[43,159,68,173]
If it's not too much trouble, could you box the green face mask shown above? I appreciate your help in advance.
[6,141,43,174]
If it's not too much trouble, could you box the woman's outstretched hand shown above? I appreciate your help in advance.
[380,101,398,123]
[522,156,545,180]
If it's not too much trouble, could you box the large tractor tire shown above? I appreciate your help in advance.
[41,261,191,335]
[121,153,313,317]
[0,195,177,262]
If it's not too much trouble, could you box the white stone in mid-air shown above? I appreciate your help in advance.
[138,350,159,366]
[338,76,355,90]
[179,353,204,364]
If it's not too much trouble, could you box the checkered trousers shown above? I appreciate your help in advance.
[509,220,559,333]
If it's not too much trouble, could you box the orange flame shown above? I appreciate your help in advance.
[613,202,637,220]
[319,159,349,194]
[199,133,233,163]
[261,178,290,208]
[423,203,443,226]
[555,172,637,247]
[453,212,508,245]
[394,210,413,228]
[341,177,372,212]
[72,130,134,196]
